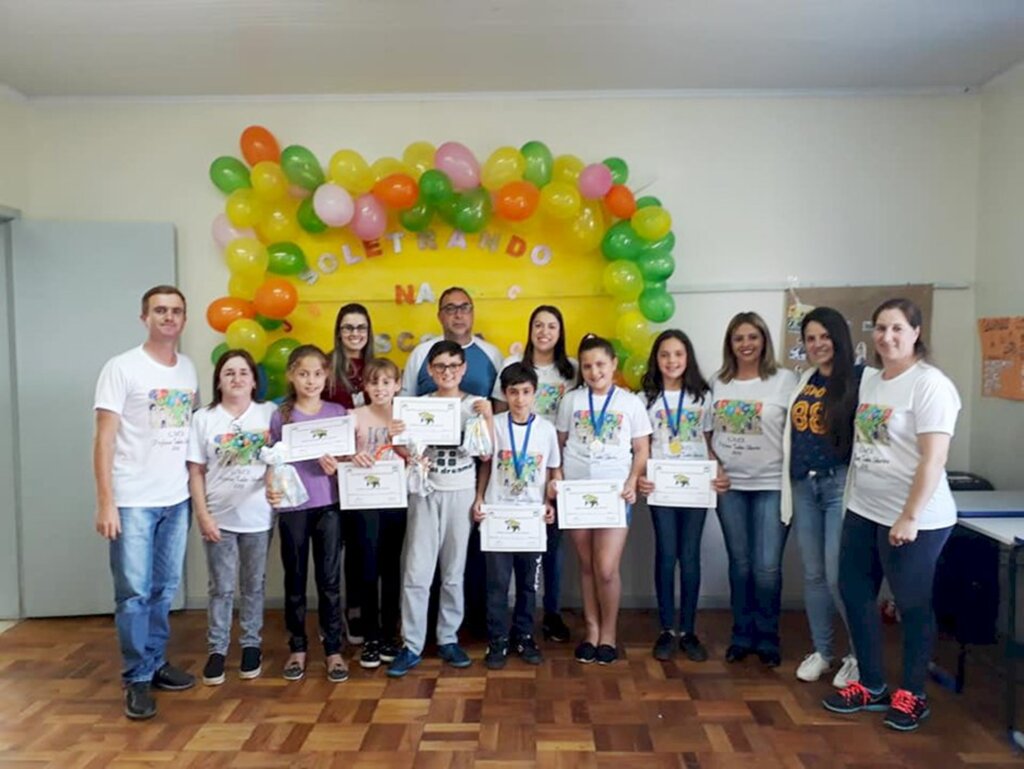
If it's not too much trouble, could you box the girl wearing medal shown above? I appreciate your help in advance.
[637,330,722,663]
[555,334,652,665]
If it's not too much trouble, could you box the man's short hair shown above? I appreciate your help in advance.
[500,362,538,392]
[438,286,471,310]
[427,339,465,364]
[141,285,187,316]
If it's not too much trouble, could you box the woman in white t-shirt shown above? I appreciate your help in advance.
[822,298,960,733]
[710,312,797,669]
[187,350,277,686]
[493,305,578,644]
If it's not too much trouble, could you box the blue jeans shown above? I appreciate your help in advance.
[205,529,272,655]
[791,468,849,660]
[716,489,788,653]
[109,499,190,684]
[650,505,707,634]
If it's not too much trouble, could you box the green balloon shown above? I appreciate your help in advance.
[610,337,630,370]
[419,170,454,206]
[521,141,554,188]
[642,230,675,257]
[297,197,328,234]
[255,314,284,331]
[399,198,434,232]
[635,195,662,209]
[210,342,230,365]
[601,220,642,261]
[637,251,676,282]
[454,188,491,234]
[267,241,308,275]
[264,368,288,400]
[603,157,629,185]
[280,144,325,190]
[262,337,300,373]
[209,156,251,194]
[638,286,676,323]
[436,195,460,227]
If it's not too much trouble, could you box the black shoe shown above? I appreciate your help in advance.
[485,638,509,670]
[513,635,543,665]
[725,644,751,663]
[653,630,675,661]
[823,682,891,714]
[360,640,382,670]
[883,689,930,731]
[596,644,618,665]
[574,641,597,664]
[202,653,226,686]
[379,639,401,664]
[152,662,196,691]
[758,648,781,668]
[679,634,709,662]
[542,612,571,643]
[123,681,156,720]
[240,647,262,680]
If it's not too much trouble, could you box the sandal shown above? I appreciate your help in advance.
[326,655,349,683]
[282,654,306,681]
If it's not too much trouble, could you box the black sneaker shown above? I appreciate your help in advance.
[123,681,156,720]
[680,634,708,662]
[823,682,891,714]
[725,644,751,663]
[542,612,571,643]
[883,689,930,731]
[574,641,597,664]
[757,648,781,668]
[596,644,618,665]
[360,640,382,669]
[513,635,543,665]
[240,647,262,680]
[485,638,509,670]
[202,653,226,686]
[653,630,675,661]
[152,662,195,691]
[379,639,401,663]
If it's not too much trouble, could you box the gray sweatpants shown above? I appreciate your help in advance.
[400,487,474,655]
[204,529,272,655]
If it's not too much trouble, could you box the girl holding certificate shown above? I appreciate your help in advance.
[556,335,652,665]
[710,312,797,669]
[637,330,719,664]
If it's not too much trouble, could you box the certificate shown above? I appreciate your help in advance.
[392,396,461,446]
[557,480,627,529]
[480,504,547,552]
[647,459,717,509]
[338,460,408,510]
[281,416,356,461]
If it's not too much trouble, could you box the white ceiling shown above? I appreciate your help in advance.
[2,0,1023,98]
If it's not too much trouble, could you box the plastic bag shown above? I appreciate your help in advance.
[461,415,492,457]
[260,444,310,509]
[406,441,436,497]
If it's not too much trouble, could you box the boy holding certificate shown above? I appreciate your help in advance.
[473,363,560,669]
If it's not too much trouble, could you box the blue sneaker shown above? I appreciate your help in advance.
[437,643,472,668]
[386,647,421,678]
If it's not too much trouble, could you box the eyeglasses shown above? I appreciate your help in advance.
[440,302,473,316]
[340,324,369,334]
[430,362,463,373]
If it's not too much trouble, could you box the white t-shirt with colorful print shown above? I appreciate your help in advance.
[848,362,960,529]
[646,389,712,460]
[556,386,652,481]
[484,413,561,504]
[492,355,578,424]
[710,369,798,491]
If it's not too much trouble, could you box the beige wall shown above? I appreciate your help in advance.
[0,88,30,212]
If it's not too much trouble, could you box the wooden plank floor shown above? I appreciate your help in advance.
[0,609,1020,768]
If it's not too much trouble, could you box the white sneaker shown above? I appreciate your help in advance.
[832,655,859,689]
[795,651,832,682]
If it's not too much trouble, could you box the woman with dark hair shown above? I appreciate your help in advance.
[823,298,960,732]
[493,305,578,643]
[709,311,797,668]
[781,307,861,688]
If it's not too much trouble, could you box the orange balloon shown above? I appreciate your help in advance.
[206,296,255,333]
[253,278,298,320]
[372,174,419,209]
[604,184,637,219]
[240,125,281,166]
[495,180,540,221]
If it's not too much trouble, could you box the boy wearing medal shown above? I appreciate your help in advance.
[473,363,561,669]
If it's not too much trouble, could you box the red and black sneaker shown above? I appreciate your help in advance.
[883,689,930,731]
[822,681,891,714]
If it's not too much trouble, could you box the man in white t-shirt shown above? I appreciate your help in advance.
[93,285,199,721]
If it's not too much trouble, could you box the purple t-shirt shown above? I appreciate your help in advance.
[270,401,347,511]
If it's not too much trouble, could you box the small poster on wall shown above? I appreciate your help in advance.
[780,284,934,373]
[978,316,1024,401]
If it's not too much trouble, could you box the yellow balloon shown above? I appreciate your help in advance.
[225,318,268,360]
[224,237,268,278]
[539,181,581,221]
[552,154,584,185]
[567,200,605,252]
[371,156,413,182]
[480,146,525,191]
[228,271,262,300]
[402,141,435,179]
[616,309,652,353]
[632,206,673,241]
[256,202,300,243]
[621,355,648,390]
[329,149,374,194]
[225,188,263,228]
[250,161,288,202]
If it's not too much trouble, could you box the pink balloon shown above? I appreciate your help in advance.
[578,163,614,200]
[211,213,255,249]
[350,194,387,240]
[434,141,480,191]
[313,183,355,227]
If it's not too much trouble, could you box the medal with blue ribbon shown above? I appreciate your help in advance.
[508,412,534,495]
[588,386,615,453]
[661,390,685,456]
